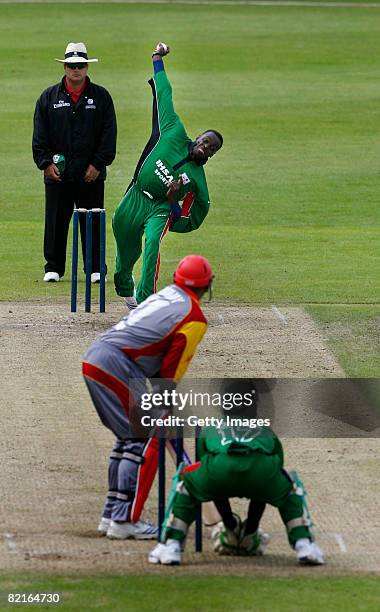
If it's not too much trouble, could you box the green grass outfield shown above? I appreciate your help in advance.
[1,575,380,611]
[0,1,379,374]
[307,304,380,376]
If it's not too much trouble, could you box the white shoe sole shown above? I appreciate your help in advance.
[148,544,181,565]
[298,555,324,566]
[148,554,180,565]
[107,523,158,540]
[107,531,158,541]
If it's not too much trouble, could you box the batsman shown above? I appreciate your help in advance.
[149,395,325,566]
[82,255,214,540]
[113,42,223,309]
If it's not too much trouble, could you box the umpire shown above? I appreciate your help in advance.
[32,42,117,283]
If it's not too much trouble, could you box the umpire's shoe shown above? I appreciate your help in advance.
[107,519,158,540]
[43,272,60,282]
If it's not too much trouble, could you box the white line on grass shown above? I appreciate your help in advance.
[271,305,288,325]
[334,532,348,553]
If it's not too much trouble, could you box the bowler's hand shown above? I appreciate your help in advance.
[152,42,170,59]
[166,176,183,203]
[84,164,100,183]
[44,163,61,182]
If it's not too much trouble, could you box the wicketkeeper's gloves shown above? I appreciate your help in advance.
[211,515,242,555]
[152,42,170,57]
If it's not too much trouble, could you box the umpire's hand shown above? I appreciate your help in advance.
[84,164,100,182]
[44,163,61,182]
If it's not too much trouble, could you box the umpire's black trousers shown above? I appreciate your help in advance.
[44,180,105,277]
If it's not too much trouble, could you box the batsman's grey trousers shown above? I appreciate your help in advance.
[83,341,153,522]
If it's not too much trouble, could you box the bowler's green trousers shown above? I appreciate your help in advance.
[113,184,171,303]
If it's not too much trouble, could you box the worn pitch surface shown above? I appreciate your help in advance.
[0,302,378,575]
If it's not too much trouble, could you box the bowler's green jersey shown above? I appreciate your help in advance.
[113,60,213,302]
[134,67,211,233]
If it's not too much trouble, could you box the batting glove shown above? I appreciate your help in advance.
[152,42,170,57]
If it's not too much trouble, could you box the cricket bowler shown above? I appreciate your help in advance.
[113,42,223,309]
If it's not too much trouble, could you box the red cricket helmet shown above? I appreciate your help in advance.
[174,255,214,288]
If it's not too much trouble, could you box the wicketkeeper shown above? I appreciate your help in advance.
[149,419,325,566]
[113,42,223,309]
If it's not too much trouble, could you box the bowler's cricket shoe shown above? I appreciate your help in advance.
[107,519,158,540]
[124,276,137,310]
[295,538,325,566]
[148,540,181,565]
[97,517,111,536]
[124,296,138,311]
[239,526,270,556]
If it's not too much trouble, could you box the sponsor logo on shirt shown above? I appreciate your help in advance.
[85,98,96,109]
[155,159,173,186]
[180,172,190,185]
[154,160,191,188]
[53,100,70,109]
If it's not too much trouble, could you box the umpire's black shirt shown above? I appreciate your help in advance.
[32,77,117,183]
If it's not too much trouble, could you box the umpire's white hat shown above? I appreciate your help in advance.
[55,42,98,64]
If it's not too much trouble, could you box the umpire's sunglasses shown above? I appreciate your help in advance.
[65,63,88,70]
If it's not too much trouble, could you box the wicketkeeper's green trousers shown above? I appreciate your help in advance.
[164,451,312,546]
[113,184,171,303]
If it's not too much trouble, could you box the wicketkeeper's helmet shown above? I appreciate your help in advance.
[174,255,214,289]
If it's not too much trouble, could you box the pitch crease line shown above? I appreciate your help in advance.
[3,533,17,553]
[334,532,348,553]
[271,305,287,325]
[0,323,76,329]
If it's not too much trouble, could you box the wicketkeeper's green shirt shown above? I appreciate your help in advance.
[198,424,284,463]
